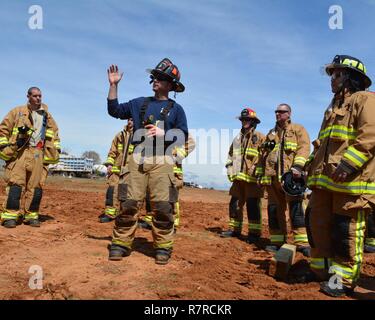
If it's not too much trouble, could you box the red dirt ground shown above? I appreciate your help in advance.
[0,176,374,300]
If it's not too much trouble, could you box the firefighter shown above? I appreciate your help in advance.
[257,103,310,256]
[139,133,196,232]
[0,87,60,228]
[221,108,265,244]
[106,58,188,265]
[99,118,134,223]
[306,55,375,297]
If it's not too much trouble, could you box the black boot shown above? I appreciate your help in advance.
[320,281,353,298]
[24,219,41,227]
[99,214,115,223]
[155,249,172,265]
[3,219,17,228]
[220,230,241,238]
[108,244,131,261]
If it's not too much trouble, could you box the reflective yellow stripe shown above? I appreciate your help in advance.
[24,212,39,220]
[105,157,115,165]
[54,141,61,149]
[233,172,257,183]
[12,128,18,135]
[0,152,12,161]
[144,214,153,223]
[293,156,307,167]
[294,234,309,243]
[45,129,54,138]
[270,234,285,243]
[229,218,242,228]
[0,137,9,145]
[112,239,132,249]
[111,166,120,173]
[260,176,272,185]
[342,58,366,74]
[173,166,183,174]
[343,146,369,168]
[154,241,173,249]
[43,157,59,164]
[245,148,259,157]
[117,143,124,151]
[248,223,262,230]
[308,174,375,195]
[226,160,233,166]
[1,211,20,220]
[128,144,135,154]
[233,148,243,156]
[319,125,357,141]
[310,258,332,270]
[104,207,117,217]
[284,141,297,151]
[176,147,188,159]
[365,238,375,246]
[255,167,264,175]
[228,175,235,182]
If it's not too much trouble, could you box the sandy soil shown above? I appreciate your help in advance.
[0,176,374,300]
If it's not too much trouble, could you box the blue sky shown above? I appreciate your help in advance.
[0,0,375,188]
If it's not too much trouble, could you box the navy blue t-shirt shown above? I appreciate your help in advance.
[107,96,188,146]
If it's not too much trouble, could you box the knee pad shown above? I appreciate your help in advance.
[229,197,239,218]
[105,186,115,206]
[6,185,22,211]
[267,204,279,230]
[289,200,306,229]
[153,201,173,229]
[120,199,138,216]
[304,207,315,247]
[29,188,43,212]
[246,198,261,221]
[332,214,352,259]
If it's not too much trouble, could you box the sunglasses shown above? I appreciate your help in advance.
[275,110,289,114]
[150,74,171,82]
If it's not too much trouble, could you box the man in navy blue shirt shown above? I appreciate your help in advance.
[107,58,188,265]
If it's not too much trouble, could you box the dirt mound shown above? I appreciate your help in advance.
[0,176,374,300]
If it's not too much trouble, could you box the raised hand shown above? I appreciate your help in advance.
[107,65,124,86]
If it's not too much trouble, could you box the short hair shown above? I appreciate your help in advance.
[27,87,41,95]
[278,103,292,113]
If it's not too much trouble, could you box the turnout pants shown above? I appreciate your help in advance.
[103,173,120,218]
[1,147,44,222]
[228,180,263,236]
[112,154,177,250]
[366,211,375,248]
[306,189,369,288]
[266,179,308,247]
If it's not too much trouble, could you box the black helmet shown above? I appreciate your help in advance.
[325,55,372,89]
[281,171,306,197]
[146,58,185,93]
[237,107,261,124]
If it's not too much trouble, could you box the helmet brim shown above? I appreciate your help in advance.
[146,69,185,93]
[325,63,372,88]
[237,116,261,124]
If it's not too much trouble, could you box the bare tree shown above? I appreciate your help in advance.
[82,151,101,164]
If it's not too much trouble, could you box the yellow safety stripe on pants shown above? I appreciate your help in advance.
[284,141,297,151]
[255,166,264,176]
[54,141,61,149]
[105,157,115,165]
[1,211,20,220]
[43,157,59,164]
[111,166,120,173]
[174,202,180,227]
[117,143,124,151]
[233,172,257,183]
[144,214,153,224]
[154,241,174,249]
[45,129,54,138]
[173,166,183,174]
[294,234,309,243]
[260,176,272,185]
[112,239,132,249]
[128,144,135,154]
[343,146,369,169]
[229,218,242,229]
[24,212,39,220]
[0,137,9,145]
[307,174,375,195]
[105,207,117,217]
[319,125,357,141]
[293,156,307,167]
[310,258,332,270]
[365,238,375,246]
[176,147,188,159]
[245,147,259,157]
[270,234,285,243]
[248,223,262,231]
[0,151,12,161]
[331,210,365,283]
